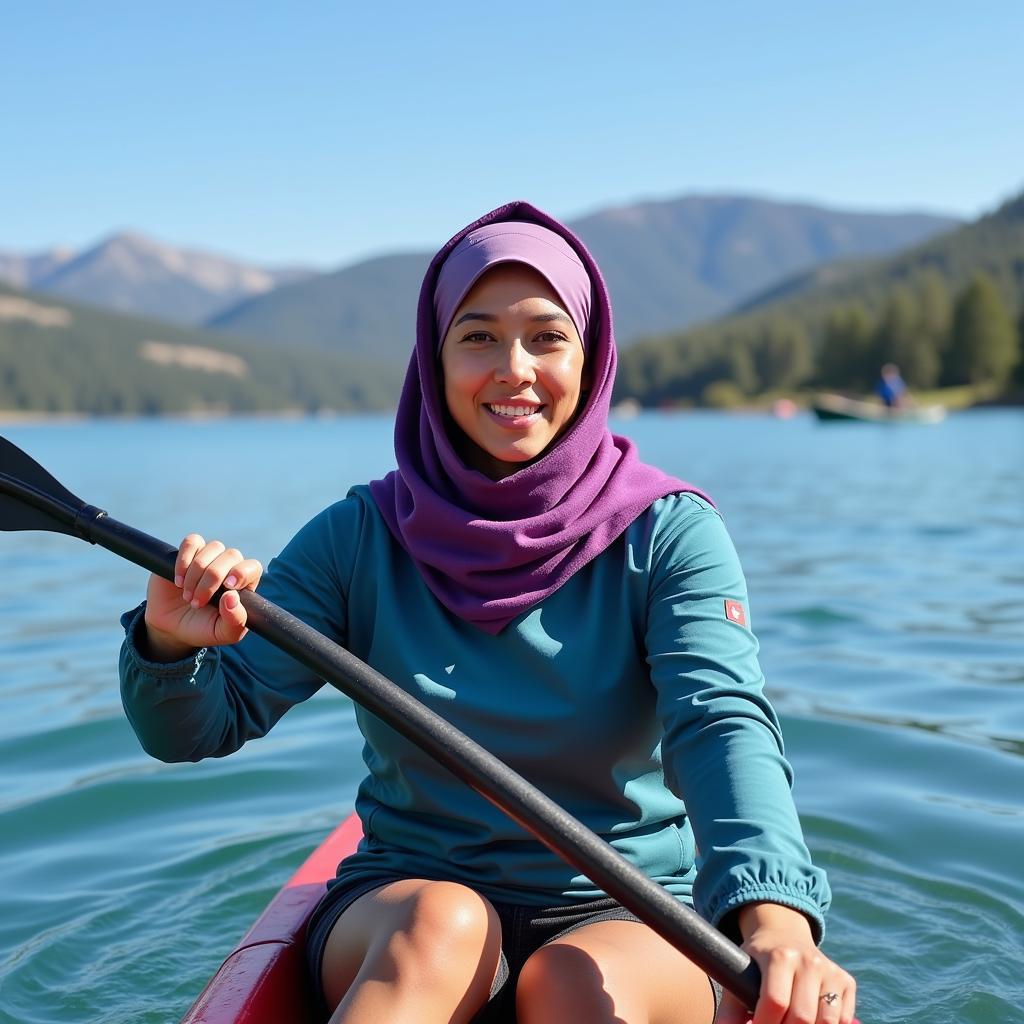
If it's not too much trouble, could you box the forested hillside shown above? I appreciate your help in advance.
[0,284,402,415]
[616,191,1024,406]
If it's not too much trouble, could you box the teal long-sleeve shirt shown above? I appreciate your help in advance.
[119,488,830,939]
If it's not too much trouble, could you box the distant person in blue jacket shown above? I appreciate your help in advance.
[120,202,856,1024]
[876,363,908,409]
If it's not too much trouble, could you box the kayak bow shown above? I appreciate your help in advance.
[180,815,363,1024]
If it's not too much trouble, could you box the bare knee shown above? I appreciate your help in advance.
[516,923,715,1024]
[321,879,501,1011]
[385,880,500,978]
[517,941,638,1023]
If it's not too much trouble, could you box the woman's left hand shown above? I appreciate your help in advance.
[715,902,856,1024]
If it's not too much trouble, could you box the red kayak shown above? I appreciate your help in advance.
[179,814,858,1024]
[180,814,362,1024]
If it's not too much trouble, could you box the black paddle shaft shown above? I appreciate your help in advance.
[0,439,762,1008]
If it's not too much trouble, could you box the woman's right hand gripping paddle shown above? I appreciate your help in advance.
[143,534,264,661]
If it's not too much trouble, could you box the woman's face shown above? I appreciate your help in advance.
[440,264,588,480]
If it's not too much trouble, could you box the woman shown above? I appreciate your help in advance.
[120,202,856,1024]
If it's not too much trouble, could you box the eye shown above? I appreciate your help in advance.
[460,331,495,344]
[533,330,569,346]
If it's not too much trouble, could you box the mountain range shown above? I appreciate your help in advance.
[737,191,1024,318]
[209,196,958,355]
[0,234,314,326]
[2,188,1020,417]
[1,195,957,354]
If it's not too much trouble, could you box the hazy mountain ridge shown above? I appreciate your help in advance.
[570,195,959,339]
[1,194,957,359]
[1,193,1016,417]
[0,233,315,326]
[732,190,1024,321]
[208,195,958,357]
[0,247,76,288]
[208,253,428,359]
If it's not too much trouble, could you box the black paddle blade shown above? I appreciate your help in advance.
[0,435,88,536]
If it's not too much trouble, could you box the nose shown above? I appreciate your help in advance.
[494,340,535,386]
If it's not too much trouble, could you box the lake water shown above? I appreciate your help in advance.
[1,411,1022,1024]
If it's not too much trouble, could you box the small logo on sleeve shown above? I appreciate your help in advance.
[724,599,747,626]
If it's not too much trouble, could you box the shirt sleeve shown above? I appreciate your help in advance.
[645,496,831,941]
[119,497,361,763]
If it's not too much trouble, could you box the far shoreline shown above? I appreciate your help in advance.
[0,408,398,426]
[2,390,1021,428]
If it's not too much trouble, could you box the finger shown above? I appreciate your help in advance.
[813,965,855,1024]
[785,958,825,1023]
[838,975,857,1024]
[175,533,205,588]
[214,589,248,644]
[181,541,226,602]
[816,985,843,1024]
[753,950,797,1024]
[223,558,263,593]
[191,548,245,606]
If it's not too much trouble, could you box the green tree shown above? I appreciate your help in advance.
[873,286,940,388]
[753,315,813,390]
[1016,306,1024,386]
[642,344,686,404]
[945,273,1019,385]
[726,334,759,395]
[915,269,952,356]
[818,304,875,389]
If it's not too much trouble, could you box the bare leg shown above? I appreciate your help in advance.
[320,879,502,1024]
[516,919,716,1024]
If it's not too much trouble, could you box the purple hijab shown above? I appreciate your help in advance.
[369,201,708,634]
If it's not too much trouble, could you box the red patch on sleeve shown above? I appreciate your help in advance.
[724,599,747,626]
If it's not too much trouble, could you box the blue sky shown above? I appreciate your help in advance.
[3,1,1022,268]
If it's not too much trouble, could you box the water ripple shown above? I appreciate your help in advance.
[1,413,1022,1024]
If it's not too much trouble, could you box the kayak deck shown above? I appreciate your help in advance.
[180,814,362,1024]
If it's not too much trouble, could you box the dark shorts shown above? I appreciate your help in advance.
[305,874,724,1022]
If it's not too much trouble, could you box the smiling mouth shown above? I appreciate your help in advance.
[484,403,544,419]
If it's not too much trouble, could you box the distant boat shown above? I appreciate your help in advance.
[811,393,946,424]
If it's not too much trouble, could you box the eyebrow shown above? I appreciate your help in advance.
[453,311,573,327]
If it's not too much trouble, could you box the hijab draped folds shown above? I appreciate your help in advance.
[369,200,709,634]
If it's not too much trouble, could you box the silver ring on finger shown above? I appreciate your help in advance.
[820,991,840,1007]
